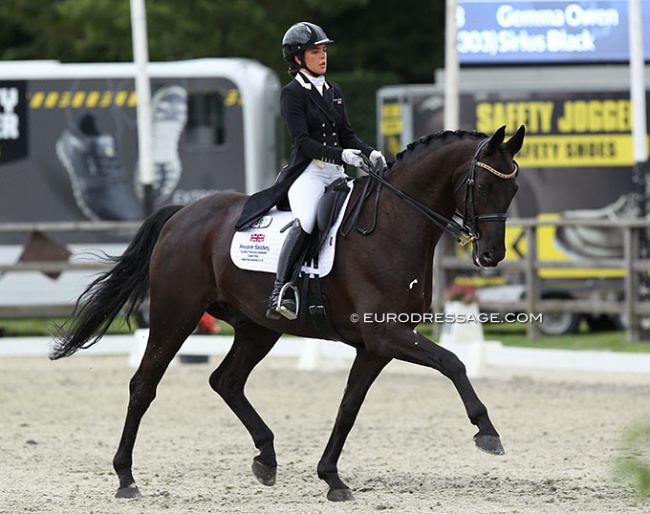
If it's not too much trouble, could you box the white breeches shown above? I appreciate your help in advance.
[287,160,347,234]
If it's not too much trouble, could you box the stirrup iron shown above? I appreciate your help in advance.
[275,282,299,320]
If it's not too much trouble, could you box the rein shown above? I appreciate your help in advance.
[342,138,517,244]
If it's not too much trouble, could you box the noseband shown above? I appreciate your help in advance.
[454,138,519,245]
[357,138,518,245]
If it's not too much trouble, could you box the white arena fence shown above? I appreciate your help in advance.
[2,332,650,378]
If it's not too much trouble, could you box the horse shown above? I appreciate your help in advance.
[50,125,525,502]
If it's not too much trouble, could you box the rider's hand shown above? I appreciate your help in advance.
[369,150,387,170]
[341,149,364,168]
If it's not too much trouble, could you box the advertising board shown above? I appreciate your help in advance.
[0,59,280,244]
[458,0,650,65]
[378,78,649,276]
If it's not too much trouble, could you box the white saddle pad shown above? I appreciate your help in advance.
[230,183,353,277]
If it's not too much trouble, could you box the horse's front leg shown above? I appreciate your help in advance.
[317,347,391,501]
[364,324,504,455]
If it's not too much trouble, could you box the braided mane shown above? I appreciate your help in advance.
[395,129,488,162]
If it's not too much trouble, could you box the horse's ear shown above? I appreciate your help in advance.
[506,125,526,156]
[485,125,506,154]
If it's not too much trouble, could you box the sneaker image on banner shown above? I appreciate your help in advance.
[554,194,642,259]
[56,113,143,221]
[135,85,188,204]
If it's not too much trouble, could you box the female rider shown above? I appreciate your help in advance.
[235,21,386,320]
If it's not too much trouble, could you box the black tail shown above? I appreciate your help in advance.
[49,205,183,360]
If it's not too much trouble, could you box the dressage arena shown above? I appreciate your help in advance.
[2,350,649,514]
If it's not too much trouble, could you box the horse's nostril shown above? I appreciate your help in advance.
[481,252,496,266]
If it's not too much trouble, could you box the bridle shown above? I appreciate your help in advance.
[453,138,518,245]
[343,138,518,245]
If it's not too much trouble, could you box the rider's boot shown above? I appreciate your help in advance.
[266,220,308,320]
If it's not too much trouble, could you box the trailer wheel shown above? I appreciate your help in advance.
[585,314,622,332]
[539,311,581,336]
[539,293,581,336]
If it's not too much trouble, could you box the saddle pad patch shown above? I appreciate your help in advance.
[230,183,353,276]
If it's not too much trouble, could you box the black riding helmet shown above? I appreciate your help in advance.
[282,22,334,66]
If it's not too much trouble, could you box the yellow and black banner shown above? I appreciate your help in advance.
[379,87,650,278]
[474,94,647,168]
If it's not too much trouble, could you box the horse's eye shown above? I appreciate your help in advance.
[476,183,487,193]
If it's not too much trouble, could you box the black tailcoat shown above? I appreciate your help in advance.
[235,72,374,230]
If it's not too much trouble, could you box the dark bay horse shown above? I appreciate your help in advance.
[51,126,525,502]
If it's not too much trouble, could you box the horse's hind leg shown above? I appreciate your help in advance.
[113,323,198,498]
[317,347,391,501]
[208,323,281,486]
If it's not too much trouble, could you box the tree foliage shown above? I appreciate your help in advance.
[0,0,445,83]
[0,0,445,144]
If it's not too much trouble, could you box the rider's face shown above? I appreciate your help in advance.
[299,45,328,76]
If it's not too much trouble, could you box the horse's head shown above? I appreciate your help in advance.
[454,125,525,267]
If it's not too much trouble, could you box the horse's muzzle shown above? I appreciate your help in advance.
[475,249,504,268]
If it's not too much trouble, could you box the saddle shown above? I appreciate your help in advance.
[307,177,351,262]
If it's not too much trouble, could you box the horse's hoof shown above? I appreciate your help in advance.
[474,434,505,455]
[327,488,355,502]
[252,459,276,486]
[115,484,142,499]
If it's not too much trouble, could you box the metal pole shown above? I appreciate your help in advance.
[444,0,460,130]
[130,0,154,216]
[623,225,640,341]
[525,226,539,340]
[629,0,647,166]
[628,0,649,339]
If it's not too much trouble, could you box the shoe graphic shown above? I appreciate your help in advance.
[555,194,641,259]
[134,85,188,204]
[56,113,143,221]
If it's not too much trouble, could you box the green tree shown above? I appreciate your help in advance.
[0,0,444,82]
[0,0,445,144]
